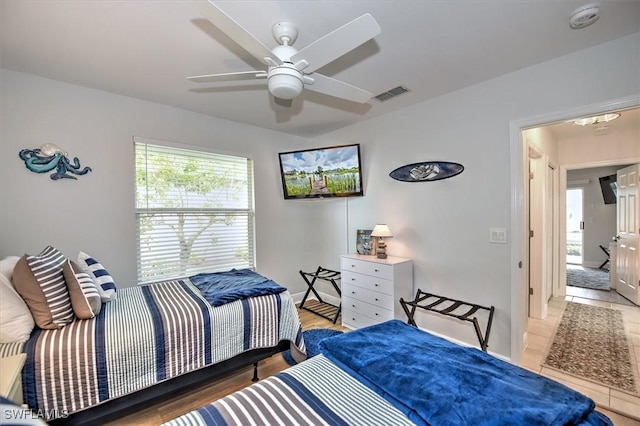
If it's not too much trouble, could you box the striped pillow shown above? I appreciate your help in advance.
[12,246,75,329]
[77,251,117,302]
[63,259,101,319]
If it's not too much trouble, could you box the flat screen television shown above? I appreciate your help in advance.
[278,143,363,199]
[598,174,617,204]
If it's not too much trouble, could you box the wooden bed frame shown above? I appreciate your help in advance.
[48,341,290,425]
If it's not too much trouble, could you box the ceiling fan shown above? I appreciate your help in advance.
[188,1,381,103]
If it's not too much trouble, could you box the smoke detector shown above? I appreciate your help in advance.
[570,3,600,29]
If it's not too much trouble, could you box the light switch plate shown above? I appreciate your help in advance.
[490,227,507,244]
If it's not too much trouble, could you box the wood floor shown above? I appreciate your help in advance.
[107,300,347,425]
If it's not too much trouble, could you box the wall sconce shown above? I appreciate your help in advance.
[371,224,393,259]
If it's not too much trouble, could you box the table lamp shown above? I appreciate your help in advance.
[371,224,393,259]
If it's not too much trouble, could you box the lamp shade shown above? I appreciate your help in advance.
[371,224,393,238]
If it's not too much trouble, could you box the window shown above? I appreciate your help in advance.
[134,138,255,283]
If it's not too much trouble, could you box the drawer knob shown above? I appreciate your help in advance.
[375,283,379,287]
[352,318,356,321]
[375,313,379,316]
[351,291,355,294]
[351,264,356,267]
[374,269,379,272]
[352,304,355,308]
[375,298,379,301]
[351,278,355,281]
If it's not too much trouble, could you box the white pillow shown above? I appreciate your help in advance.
[77,251,117,302]
[0,256,21,282]
[0,273,35,343]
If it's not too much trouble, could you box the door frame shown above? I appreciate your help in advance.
[509,94,640,364]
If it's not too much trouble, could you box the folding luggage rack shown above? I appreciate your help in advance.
[400,289,495,352]
[299,266,341,324]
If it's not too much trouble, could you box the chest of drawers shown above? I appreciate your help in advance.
[340,254,413,330]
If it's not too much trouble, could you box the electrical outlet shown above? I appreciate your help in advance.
[490,228,507,244]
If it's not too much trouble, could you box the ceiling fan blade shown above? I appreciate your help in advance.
[305,73,373,103]
[193,0,281,66]
[187,71,267,83]
[291,14,380,74]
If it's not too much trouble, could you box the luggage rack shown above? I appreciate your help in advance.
[299,266,341,324]
[400,290,495,352]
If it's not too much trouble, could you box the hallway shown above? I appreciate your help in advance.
[523,296,640,423]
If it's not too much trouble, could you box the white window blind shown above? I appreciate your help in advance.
[135,140,255,284]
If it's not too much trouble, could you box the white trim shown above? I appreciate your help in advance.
[290,290,341,307]
[509,94,640,364]
[567,179,590,186]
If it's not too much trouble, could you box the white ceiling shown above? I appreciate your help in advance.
[1,1,639,138]
[545,107,640,140]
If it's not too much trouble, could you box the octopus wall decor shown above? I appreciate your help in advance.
[19,144,92,180]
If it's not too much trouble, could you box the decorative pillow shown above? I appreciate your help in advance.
[0,274,35,343]
[12,246,75,329]
[0,256,21,281]
[77,251,117,302]
[63,259,101,319]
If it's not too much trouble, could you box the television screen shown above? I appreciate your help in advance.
[278,143,363,199]
[598,174,617,204]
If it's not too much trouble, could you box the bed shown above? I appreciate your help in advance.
[0,269,306,425]
[165,319,613,426]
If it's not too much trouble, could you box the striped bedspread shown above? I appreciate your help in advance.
[164,355,413,426]
[0,278,305,421]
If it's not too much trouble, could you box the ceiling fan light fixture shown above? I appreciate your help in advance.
[573,112,620,126]
[268,68,303,100]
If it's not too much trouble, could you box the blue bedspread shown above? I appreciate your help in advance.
[190,269,286,307]
[319,320,612,426]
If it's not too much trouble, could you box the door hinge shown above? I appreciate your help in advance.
[580,221,584,230]
[529,172,534,180]
[529,230,534,238]
[529,288,533,295]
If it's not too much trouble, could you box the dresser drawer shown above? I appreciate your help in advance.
[342,282,394,309]
[341,257,393,280]
[343,296,394,322]
[342,308,382,329]
[341,270,393,296]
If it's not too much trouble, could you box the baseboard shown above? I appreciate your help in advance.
[291,291,340,307]
[413,326,512,363]
[582,261,605,269]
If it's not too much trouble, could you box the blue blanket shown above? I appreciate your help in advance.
[319,320,612,426]
[190,269,286,307]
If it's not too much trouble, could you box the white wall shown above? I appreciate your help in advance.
[0,69,325,295]
[311,33,640,357]
[2,32,638,359]
[558,121,640,165]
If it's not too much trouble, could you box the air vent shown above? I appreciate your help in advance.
[374,86,410,102]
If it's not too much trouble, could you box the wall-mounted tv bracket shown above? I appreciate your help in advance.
[400,290,495,352]
[299,266,342,324]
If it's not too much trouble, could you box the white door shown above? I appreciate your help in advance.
[616,164,639,305]
[545,165,555,300]
[529,158,543,318]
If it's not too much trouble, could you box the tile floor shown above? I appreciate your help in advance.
[523,295,640,424]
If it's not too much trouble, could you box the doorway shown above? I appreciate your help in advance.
[508,95,640,364]
[565,188,583,265]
